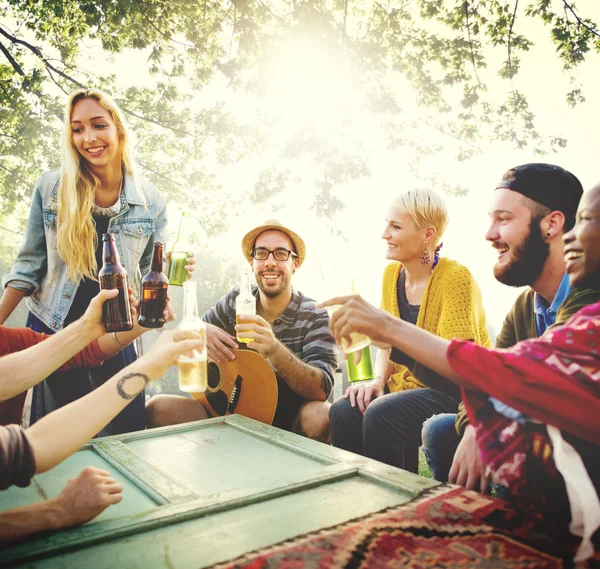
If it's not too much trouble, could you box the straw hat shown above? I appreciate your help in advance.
[241,219,306,267]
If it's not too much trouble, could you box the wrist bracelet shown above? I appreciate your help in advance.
[112,332,130,349]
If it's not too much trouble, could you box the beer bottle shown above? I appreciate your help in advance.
[168,212,190,286]
[235,270,256,343]
[177,281,208,392]
[98,233,133,332]
[138,242,169,328]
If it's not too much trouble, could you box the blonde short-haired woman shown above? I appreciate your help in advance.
[329,188,491,473]
[0,89,191,433]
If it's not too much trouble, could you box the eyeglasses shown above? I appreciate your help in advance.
[251,248,297,261]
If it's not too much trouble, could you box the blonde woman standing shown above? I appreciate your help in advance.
[329,189,491,473]
[0,89,190,434]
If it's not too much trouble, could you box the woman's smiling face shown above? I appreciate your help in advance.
[70,97,121,170]
[563,184,600,289]
[381,207,427,264]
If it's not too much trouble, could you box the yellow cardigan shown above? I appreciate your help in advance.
[381,257,492,392]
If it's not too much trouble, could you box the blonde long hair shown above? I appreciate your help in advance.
[57,88,138,283]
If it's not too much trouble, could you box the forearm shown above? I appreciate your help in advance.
[96,326,144,358]
[269,342,328,401]
[373,348,393,387]
[0,320,98,402]
[27,360,156,472]
[0,287,27,325]
[0,498,67,544]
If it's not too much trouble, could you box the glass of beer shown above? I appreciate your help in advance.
[177,281,207,392]
[177,349,207,393]
[235,270,256,343]
[324,279,371,354]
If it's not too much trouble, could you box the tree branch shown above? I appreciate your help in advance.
[463,1,483,89]
[45,66,70,96]
[0,40,25,76]
[117,105,201,138]
[507,0,519,86]
[562,1,600,37]
[0,24,86,89]
[0,223,21,236]
[136,159,189,191]
[134,0,195,48]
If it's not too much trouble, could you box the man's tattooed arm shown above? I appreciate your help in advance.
[268,343,329,401]
[116,373,150,400]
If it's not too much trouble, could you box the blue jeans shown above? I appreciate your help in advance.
[420,413,458,481]
[421,412,511,500]
[330,388,460,473]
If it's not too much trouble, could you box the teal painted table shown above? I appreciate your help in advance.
[0,415,438,568]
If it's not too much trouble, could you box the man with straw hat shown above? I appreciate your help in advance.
[146,220,337,441]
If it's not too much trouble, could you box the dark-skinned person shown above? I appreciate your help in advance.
[319,182,600,562]
[421,164,599,495]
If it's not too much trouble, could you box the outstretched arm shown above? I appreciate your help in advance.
[0,288,177,403]
[0,290,120,402]
[0,466,122,544]
[320,295,465,386]
[26,329,203,473]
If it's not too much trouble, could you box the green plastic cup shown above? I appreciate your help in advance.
[346,346,374,382]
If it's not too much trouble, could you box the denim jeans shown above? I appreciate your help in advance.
[330,388,460,473]
[420,412,459,481]
[421,412,511,500]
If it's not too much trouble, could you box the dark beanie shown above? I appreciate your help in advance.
[496,163,583,222]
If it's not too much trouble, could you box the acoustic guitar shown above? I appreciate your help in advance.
[191,349,279,425]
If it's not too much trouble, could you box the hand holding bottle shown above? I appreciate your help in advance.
[98,233,133,332]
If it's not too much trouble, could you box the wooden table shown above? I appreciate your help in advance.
[1,415,438,568]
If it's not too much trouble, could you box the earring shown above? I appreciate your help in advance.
[546,232,551,237]
[419,248,431,265]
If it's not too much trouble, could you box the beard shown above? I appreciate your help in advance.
[256,270,291,298]
[493,220,550,287]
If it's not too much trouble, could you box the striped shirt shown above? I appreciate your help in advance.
[203,285,337,400]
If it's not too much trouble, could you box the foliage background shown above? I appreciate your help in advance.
[1,0,599,396]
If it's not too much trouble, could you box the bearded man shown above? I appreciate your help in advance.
[146,220,337,441]
[421,163,600,492]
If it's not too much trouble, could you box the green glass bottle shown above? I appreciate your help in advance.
[346,346,374,382]
[168,212,191,286]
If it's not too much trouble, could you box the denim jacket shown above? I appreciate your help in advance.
[2,170,167,331]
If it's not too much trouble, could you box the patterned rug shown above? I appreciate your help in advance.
[211,485,599,569]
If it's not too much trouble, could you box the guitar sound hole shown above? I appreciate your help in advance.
[207,362,220,390]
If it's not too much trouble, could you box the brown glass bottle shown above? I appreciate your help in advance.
[98,233,133,332]
[138,242,169,328]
